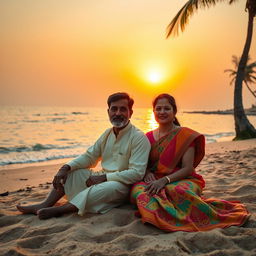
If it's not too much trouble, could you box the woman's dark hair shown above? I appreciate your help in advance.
[107,92,134,111]
[152,93,181,126]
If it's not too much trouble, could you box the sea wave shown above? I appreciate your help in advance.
[2,106,253,168]
[32,111,89,117]
[0,143,79,154]
[204,132,234,143]
[22,118,77,123]
[0,153,79,166]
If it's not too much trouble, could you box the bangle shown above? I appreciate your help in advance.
[165,176,171,183]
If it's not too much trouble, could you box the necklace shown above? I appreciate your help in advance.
[158,124,177,141]
[154,124,179,166]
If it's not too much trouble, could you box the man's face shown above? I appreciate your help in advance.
[108,99,133,128]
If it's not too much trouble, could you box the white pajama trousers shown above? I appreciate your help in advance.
[64,169,130,215]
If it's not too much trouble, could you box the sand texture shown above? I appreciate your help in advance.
[0,139,256,256]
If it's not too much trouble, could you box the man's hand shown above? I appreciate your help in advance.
[86,174,107,187]
[52,164,71,190]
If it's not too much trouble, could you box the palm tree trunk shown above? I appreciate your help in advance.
[233,1,256,140]
[245,81,256,98]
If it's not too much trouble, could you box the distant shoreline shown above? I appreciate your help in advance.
[184,107,256,116]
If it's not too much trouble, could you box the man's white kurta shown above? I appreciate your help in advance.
[64,122,150,215]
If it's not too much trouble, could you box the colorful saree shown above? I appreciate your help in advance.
[130,127,250,232]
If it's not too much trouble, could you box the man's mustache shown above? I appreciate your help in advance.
[112,116,125,121]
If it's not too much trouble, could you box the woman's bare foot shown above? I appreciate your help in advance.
[16,203,47,215]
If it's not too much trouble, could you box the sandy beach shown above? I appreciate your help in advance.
[0,139,256,256]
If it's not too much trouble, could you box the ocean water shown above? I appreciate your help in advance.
[1,106,256,169]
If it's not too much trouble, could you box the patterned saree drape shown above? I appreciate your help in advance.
[130,127,249,232]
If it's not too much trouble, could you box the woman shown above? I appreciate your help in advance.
[130,93,250,232]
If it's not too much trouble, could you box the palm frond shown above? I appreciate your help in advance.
[231,55,239,67]
[249,75,256,82]
[226,54,256,94]
[224,68,235,73]
[247,61,256,69]
[228,0,239,4]
[230,76,235,85]
[166,0,221,37]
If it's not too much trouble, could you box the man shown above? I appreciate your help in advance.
[17,92,150,219]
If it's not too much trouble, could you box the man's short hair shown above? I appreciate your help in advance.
[107,92,134,110]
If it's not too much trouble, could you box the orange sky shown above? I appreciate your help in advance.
[0,0,255,110]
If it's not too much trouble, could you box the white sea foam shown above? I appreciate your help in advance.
[0,106,255,167]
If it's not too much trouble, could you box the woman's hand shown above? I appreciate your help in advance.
[52,164,70,190]
[145,178,167,196]
[144,172,156,183]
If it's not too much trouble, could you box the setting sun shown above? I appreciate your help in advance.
[133,58,174,90]
[147,70,163,84]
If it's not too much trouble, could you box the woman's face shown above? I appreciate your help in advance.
[153,98,175,125]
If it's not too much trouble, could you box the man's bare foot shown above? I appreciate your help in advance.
[37,203,78,220]
[16,203,47,215]
[37,207,62,220]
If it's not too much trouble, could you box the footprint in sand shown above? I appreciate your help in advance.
[220,226,254,236]
[89,252,107,256]
[231,235,256,251]
[230,185,256,196]
[113,234,145,251]
[22,223,73,238]
[94,230,124,243]
[243,217,256,228]
[0,226,27,243]
[181,232,234,254]
[17,235,51,249]
[112,211,135,227]
[0,215,24,228]
[0,248,27,256]
[127,219,163,236]
[235,194,256,204]
[144,247,180,256]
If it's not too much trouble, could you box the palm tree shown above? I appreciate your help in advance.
[225,55,256,99]
[167,0,256,140]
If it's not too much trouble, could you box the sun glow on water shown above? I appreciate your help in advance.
[147,110,158,131]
